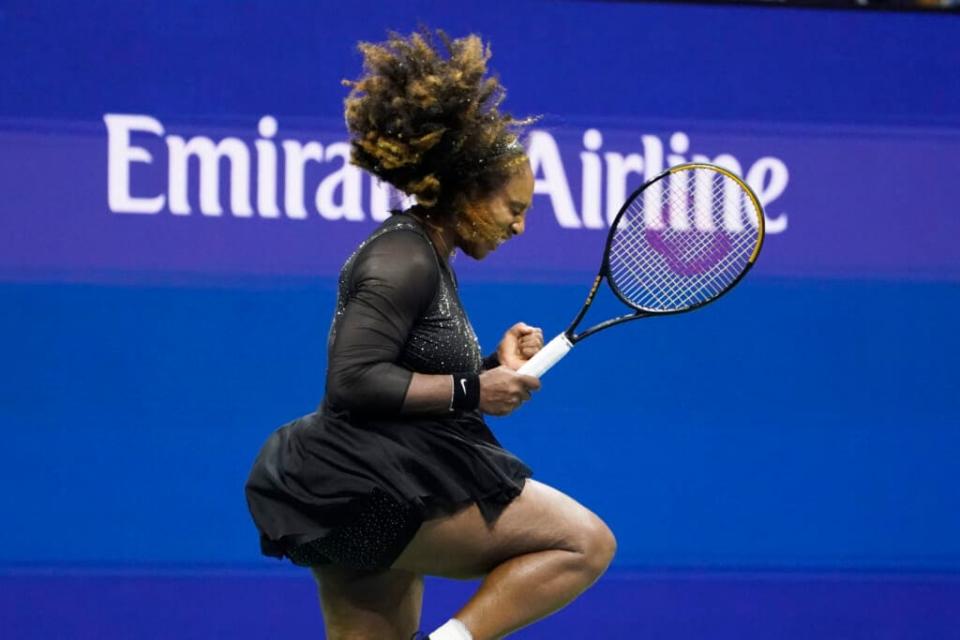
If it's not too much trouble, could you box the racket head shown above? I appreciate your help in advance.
[601,163,765,314]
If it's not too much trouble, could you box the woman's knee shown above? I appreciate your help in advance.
[509,480,616,578]
[570,515,617,578]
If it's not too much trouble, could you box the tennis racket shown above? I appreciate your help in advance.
[518,162,765,378]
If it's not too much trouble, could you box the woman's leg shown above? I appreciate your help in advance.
[310,565,424,640]
[391,479,617,640]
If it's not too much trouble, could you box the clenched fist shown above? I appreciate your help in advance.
[496,322,545,371]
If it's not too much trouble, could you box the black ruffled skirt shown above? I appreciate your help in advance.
[244,402,532,570]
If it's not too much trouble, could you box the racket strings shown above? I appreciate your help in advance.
[612,189,723,308]
[625,189,754,306]
[657,182,756,298]
[615,197,753,309]
[608,168,761,312]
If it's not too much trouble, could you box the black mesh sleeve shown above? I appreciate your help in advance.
[325,230,439,415]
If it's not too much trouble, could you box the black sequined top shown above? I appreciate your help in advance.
[325,215,482,417]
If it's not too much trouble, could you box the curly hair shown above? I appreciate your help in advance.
[343,29,533,210]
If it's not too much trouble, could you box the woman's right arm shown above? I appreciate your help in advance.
[325,230,434,415]
[326,230,537,417]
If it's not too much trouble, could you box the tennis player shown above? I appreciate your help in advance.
[245,30,615,640]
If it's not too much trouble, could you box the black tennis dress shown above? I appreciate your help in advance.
[244,214,532,570]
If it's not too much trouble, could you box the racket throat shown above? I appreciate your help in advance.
[516,333,573,378]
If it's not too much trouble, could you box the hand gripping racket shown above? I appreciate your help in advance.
[518,162,765,378]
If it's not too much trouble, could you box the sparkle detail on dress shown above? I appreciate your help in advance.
[329,216,483,376]
[285,489,420,569]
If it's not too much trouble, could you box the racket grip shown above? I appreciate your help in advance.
[517,333,573,378]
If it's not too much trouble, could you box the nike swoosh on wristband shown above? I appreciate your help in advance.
[460,378,468,395]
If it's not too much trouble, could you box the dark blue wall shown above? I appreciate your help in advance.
[3,0,958,127]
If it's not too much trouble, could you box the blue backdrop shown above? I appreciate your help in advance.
[1,1,958,638]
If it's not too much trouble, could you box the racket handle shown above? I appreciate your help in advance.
[517,333,573,378]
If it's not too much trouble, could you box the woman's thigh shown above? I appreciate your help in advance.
[311,565,423,640]
[392,479,613,579]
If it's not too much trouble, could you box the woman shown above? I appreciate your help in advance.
[245,30,616,640]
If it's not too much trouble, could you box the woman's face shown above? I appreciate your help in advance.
[456,159,535,260]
